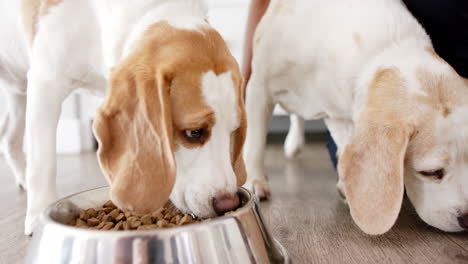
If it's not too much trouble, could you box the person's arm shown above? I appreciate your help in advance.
[241,0,270,81]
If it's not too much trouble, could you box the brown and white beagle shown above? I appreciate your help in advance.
[0,0,246,235]
[244,0,468,234]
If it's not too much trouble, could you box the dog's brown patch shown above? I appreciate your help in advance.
[39,0,64,16]
[20,0,65,46]
[366,68,410,123]
[415,67,464,117]
[20,0,41,46]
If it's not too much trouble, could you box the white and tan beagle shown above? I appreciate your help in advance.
[244,0,468,234]
[0,0,246,235]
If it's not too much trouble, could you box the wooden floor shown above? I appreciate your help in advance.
[1,141,467,263]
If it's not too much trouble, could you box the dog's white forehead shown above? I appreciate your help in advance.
[201,71,239,130]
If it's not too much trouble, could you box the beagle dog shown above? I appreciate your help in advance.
[244,0,468,234]
[0,0,246,235]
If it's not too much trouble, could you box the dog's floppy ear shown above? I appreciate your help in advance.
[232,107,247,186]
[339,122,410,235]
[93,66,176,214]
[232,75,247,186]
[338,68,412,235]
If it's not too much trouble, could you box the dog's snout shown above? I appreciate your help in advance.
[213,193,240,215]
[457,214,468,229]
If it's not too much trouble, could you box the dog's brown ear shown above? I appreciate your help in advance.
[93,67,176,214]
[231,75,247,186]
[338,68,412,235]
[232,108,247,186]
[339,122,410,235]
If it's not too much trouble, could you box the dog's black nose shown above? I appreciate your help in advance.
[213,193,240,215]
[457,214,468,229]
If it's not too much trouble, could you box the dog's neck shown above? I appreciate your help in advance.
[94,0,208,75]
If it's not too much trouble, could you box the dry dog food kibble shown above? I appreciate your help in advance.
[68,201,203,231]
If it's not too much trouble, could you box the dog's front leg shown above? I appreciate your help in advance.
[243,74,274,200]
[24,77,70,235]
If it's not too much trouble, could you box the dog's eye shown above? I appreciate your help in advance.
[418,169,445,180]
[183,129,205,143]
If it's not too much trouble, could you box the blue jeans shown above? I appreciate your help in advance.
[326,133,338,169]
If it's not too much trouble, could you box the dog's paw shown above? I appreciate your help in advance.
[284,130,304,159]
[244,179,271,201]
[24,213,38,236]
[16,177,27,191]
[24,192,57,235]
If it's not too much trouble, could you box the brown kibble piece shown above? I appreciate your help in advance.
[95,221,106,230]
[127,217,141,229]
[157,219,168,228]
[171,215,181,224]
[101,222,115,230]
[127,216,137,222]
[130,221,141,229]
[179,215,192,225]
[123,221,130,230]
[76,218,87,227]
[108,209,120,219]
[103,200,116,209]
[164,213,171,220]
[151,212,164,221]
[114,221,124,230]
[115,213,125,222]
[79,210,89,221]
[97,211,105,221]
[141,214,153,225]
[153,208,164,215]
[173,209,182,215]
[103,207,113,214]
[87,218,100,227]
[124,212,132,218]
[102,214,111,223]
[87,208,97,218]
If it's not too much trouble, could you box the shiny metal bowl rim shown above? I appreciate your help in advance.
[40,186,257,237]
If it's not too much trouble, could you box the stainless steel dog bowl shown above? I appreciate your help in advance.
[26,186,289,264]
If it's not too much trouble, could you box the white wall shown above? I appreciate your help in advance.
[207,0,249,63]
